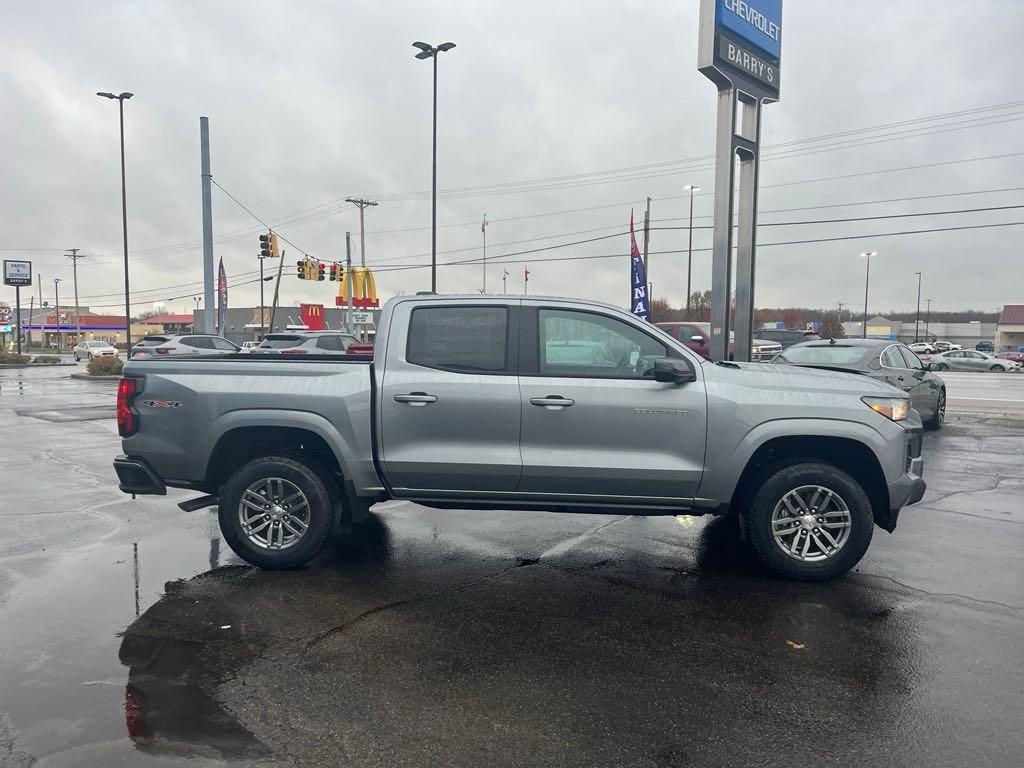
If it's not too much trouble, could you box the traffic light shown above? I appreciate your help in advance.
[260,232,281,259]
[329,264,339,281]
[296,259,306,279]
[317,262,326,281]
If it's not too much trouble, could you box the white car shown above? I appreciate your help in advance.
[241,341,260,352]
[932,340,963,353]
[908,342,935,354]
[73,340,119,362]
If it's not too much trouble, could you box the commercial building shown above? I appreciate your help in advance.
[841,316,996,348]
[193,305,381,346]
[995,305,1024,352]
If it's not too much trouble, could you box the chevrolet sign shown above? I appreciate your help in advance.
[699,0,782,100]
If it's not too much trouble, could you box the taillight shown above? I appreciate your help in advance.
[280,348,307,354]
[154,347,170,355]
[117,377,139,437]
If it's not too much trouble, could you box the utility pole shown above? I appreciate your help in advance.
[683,185,700,320]
[914,271,922,343]
[37,275,43,348]
[924,299,932,341]
[268,249,286,333]
[642,197,651,288]
[66,248,85,344]
[53,279,63,352]
[481,214,488,293]
[838,302,845,322]
[523,266,529,296]
[26,295,34,352]
[200,117,215,335]
[344,198,378,268]
[345,233,354,331]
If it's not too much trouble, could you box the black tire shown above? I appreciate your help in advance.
[218,455,334,569]
[74,353,80,361]
[990,364,1003,372]
[925,387,945,430]
[744,462,873,581]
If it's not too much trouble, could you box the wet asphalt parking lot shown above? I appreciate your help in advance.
[1,365,1022,767]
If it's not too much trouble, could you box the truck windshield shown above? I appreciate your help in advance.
[779,345,869,365]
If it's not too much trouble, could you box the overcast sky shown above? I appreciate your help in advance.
[3,0,1023,319]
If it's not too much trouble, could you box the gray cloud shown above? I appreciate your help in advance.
[3,0,1022,318]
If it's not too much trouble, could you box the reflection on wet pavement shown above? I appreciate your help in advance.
[1,367,1023,767]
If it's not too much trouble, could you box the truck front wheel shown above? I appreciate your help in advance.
[219,455,334,569]
[744,462,873,581]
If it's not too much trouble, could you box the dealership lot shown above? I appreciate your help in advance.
[1,365,1023,767]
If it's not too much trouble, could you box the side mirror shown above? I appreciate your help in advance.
[653,357,697,384]
[690,335,705,343]
[926,362,942,371]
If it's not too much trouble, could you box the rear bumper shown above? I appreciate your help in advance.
[113,455,166,496]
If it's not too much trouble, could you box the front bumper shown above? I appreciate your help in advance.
[113,455,166,495]
[876,423,926,532]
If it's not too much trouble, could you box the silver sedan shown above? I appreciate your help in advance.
[72,340,119,362]
[927,349,1021,372]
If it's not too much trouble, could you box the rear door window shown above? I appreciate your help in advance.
[316,336,344,351]
[211,337,237,351]
[407,306,508,373]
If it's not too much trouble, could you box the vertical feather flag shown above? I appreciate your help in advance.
[216,258,228,335]
[629,211,650,321]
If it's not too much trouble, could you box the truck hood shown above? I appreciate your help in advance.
[704,360,903,397]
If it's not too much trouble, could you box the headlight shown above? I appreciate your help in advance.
[862,396,910,422]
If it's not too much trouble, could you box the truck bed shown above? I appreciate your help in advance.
[120,356,378,494]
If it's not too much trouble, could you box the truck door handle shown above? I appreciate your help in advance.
[530,396,575,409]
[394,392,438,406]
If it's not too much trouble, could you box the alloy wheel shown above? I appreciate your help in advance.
[237,477,311,551]
[770,485,852,562]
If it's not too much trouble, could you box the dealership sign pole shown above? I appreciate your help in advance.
[698,0,781,362]
[4,260,33,356]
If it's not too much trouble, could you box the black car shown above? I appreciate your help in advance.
[773,338,945,430]
[975,340,994,353]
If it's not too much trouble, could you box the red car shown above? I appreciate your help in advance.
[996,351,1024,364]
[656,321,782,362]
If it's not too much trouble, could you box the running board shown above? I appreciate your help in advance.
[177,494,219,512]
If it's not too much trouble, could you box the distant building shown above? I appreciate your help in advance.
[139,313,194,335]
[841,316,996,347]
[996,305,1024,352]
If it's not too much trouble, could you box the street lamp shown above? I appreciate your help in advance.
[412,41,456,293]
[914,271,922,343]
[96,90,134,357]
[860,251,877,338]
[683,184,701,320]
[924,298,932,341]
[53,278,63,352]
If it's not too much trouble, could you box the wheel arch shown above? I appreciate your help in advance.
[206,423,345,491]
[728,434,890,530]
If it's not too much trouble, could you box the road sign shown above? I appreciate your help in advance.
[0,325,10,333]
[699,0,782,101]
[3,260,32,287]
[351,311,374,325]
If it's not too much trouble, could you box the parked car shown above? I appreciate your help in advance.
[908,341,935,354]
[774,338,945,429]
[975,341,994,352]
[130,335,171,358]
[931,340,962,353]
[143,335,241,357]
[73,340,118,362]
[249,331,361,355]
[996,351,1024,365]
[115,294,925,581]
[656,322,783,361]
[749,328,822,349]
[926,349,1020,372]
[241,341,260,352]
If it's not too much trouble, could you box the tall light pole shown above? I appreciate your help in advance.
[924,299,932,341]
[684,184,700,320]
[914,271,922,343]
[860,251,877,338]
[53,278,63,352]
[412,41,456,294]
[96,91,134,357]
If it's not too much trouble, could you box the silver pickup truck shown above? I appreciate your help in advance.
[113,294,925,581]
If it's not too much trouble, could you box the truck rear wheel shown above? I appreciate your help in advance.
[744,462,873,581]
[218,455,334,569]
